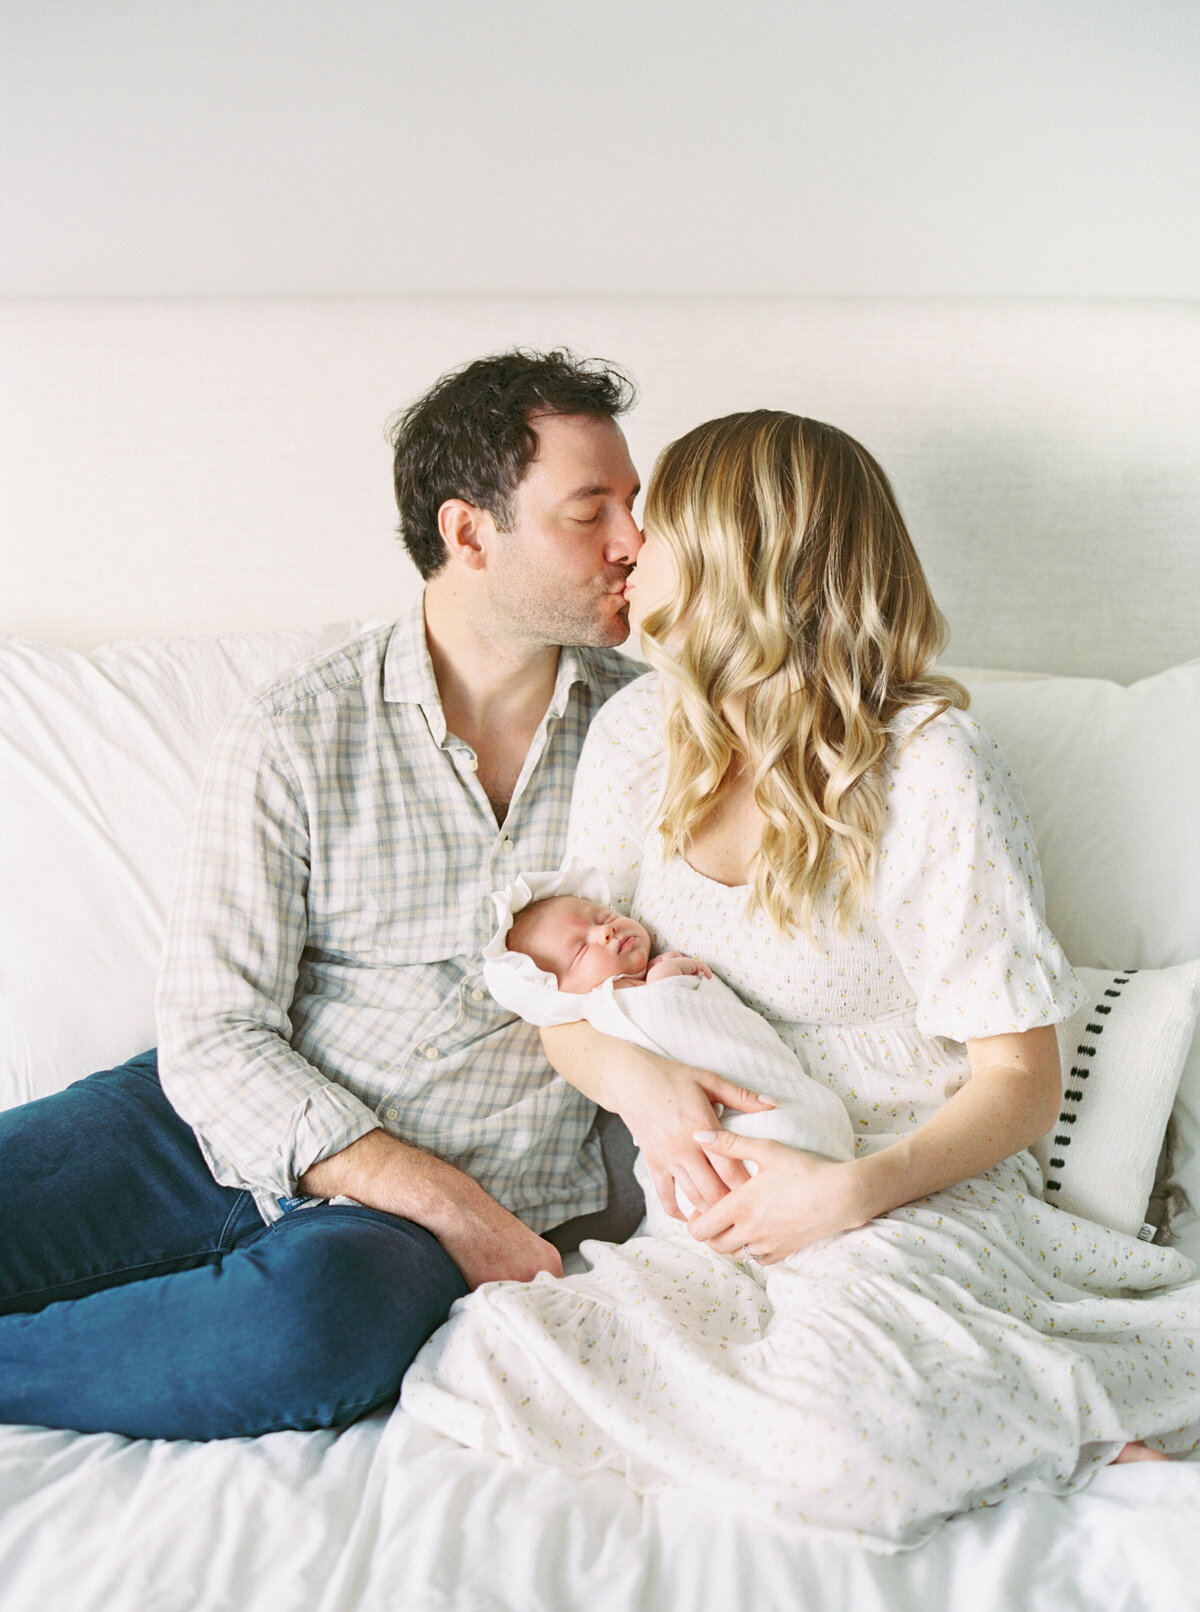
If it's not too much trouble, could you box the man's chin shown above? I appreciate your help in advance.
[563,607,632,650]
[596,616,632,648]
[512,594,632,651]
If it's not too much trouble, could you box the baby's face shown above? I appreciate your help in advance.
[508,897,653,994]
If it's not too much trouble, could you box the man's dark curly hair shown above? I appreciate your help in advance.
[388,348,636,578]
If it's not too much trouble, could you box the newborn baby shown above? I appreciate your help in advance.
[483,860,855,1233]
[506,893,712,994]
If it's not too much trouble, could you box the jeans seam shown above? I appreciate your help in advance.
[217,1190,258,1251]
[3,1248,229,1307]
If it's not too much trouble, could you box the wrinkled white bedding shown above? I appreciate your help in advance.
[1,1410,1195,1612]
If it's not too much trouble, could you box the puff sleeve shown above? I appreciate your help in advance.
[564,673,665,914]
[872,706,1084,1040]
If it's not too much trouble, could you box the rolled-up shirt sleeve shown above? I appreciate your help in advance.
[156,698,380,1207]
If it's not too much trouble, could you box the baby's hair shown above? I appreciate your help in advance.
[505,899,552,961]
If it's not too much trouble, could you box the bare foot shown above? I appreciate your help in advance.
[1112,1441,1170,1464]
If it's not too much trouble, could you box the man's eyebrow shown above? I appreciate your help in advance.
[563,481,641,501]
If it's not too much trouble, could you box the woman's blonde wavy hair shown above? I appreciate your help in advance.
[640,411,967,936]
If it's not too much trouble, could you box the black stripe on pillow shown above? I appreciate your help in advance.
[1043,970,1137,1197]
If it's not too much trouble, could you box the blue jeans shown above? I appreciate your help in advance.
[0,1051,469,1440]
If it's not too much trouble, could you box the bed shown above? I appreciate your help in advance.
[2,297,1199,1611]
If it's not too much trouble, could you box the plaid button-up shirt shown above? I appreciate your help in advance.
[157,603,637,1228]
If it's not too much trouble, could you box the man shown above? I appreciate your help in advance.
[0,350,647,1440]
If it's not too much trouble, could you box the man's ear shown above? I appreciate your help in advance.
[438,499,494,571]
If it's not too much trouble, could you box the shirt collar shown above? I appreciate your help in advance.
[382,595,591,740]
[547,644,588,720]
[382,597,447,737]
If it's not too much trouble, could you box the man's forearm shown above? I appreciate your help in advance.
[299,1128,475,1227]
[297,1129,565,1288]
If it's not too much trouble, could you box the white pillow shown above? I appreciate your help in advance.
[948,661,1200,973]
[0,625,365,1108]
[1029,963,1200,1238]
[949,662,1200,1240]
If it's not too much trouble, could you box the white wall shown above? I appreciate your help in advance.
[1,0,1197,298]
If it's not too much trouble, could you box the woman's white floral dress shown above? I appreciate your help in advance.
[402,677,1200,1551]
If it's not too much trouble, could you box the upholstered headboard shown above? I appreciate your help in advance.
[2,298,1198,681]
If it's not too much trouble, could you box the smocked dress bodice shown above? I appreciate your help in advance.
[633,836,914,1027]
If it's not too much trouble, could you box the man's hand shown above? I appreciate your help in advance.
[424,1183,563,1288]
[298,1128,562,1289]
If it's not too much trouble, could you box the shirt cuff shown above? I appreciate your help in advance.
[278,1082,385,1195]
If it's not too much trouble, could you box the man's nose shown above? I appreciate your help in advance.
[606,510,643,564]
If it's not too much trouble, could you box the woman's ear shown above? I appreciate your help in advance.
[438,498,494,571]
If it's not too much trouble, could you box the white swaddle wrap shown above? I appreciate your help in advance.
[483,862,855,1211]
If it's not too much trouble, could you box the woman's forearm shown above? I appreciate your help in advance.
[688,1025,1063,1262]
[852,1027,1061,1222]
[540,1019,632,1108]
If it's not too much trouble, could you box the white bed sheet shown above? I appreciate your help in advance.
[1,1408,1195,1612]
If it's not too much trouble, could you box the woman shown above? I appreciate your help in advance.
[403,412,1200,1550]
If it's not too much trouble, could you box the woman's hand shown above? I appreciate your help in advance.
[539,1019,773,1220]
[687,1025,1064,1261]
[685,1131,869,1263]
[627,1059,776,1220]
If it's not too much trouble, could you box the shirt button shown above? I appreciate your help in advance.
[384,1106,399,1120]
[462,754,479,771]
[501,838,515,852]
[424,1045,440,1060]
[471,987,485,1002]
